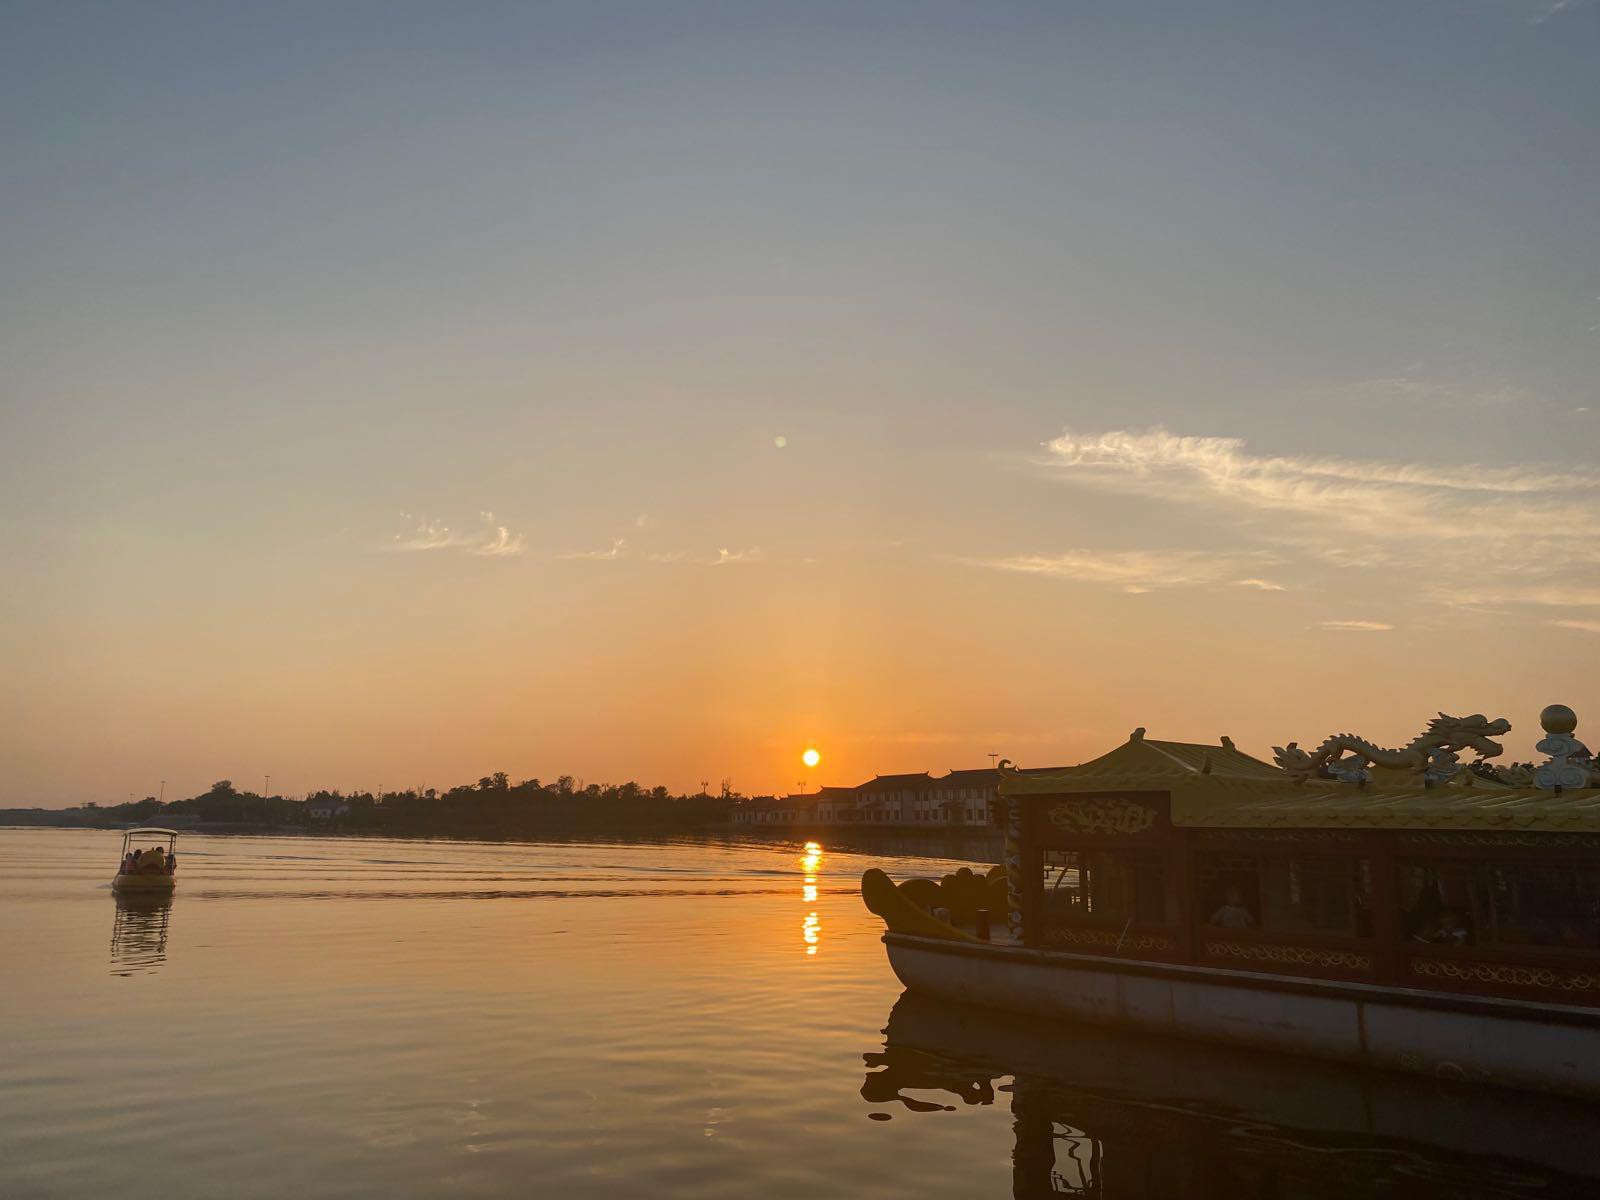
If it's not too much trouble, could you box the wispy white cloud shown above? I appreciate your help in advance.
[1437,584,1600,611]
[390,518,464,553]
[1528,0,1584,24]
[560,539,763,566]
[389,512,527,558]
[470,513,527,557]
[1319,619,1394,632]
[1235,578,1288,591]
[1028,426,1600,613]
[1042,427,1597,510]
[959,548,1260,594]
[1551,618,1600,634]
[559,537,626,561]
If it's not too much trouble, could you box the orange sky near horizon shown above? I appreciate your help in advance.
[3,5,1598,806]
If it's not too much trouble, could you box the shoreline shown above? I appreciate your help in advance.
[0,819,1002,863]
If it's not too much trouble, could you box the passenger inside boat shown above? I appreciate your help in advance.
[118,846,174,875]
[1207,887,1256,930]
[1395,861,1600,949]
[1410,908,1471,946]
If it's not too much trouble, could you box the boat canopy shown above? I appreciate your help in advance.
[123,827,179,837]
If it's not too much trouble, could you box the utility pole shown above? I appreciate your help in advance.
[158,780,165,804]
[264,774,271,800]
[988,753,999,768]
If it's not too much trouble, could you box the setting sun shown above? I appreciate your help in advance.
[801,748,821,769]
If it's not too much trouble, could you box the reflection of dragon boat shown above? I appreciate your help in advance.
[863,704,1600,1098]
[865,992,1600,1197]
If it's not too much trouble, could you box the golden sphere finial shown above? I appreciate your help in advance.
[1540,704,1578,735]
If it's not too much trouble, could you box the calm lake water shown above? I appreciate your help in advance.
[3,827,1598,1198]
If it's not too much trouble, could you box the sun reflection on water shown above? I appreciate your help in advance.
[800,841,823,954]
[801,841,822,904]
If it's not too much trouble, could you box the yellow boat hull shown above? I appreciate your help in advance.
[111,873,175,892]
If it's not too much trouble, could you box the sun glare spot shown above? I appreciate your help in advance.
[802,747,820,768]
[800,840,822,897]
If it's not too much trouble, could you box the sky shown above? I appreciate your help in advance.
[3,1,1598,806]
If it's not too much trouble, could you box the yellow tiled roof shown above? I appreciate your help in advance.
[1000,729,1285,794]
[999,734,1600,832]
[1164,774,1600,832]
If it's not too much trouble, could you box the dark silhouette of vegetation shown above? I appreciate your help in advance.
[2,775,742,837]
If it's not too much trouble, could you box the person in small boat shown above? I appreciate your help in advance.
[1208,887,1255,929]
[139,845,166,874]
[119,852,133,875]
[129,848,143,873]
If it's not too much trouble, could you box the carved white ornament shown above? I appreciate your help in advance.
[1533,703,1593,791]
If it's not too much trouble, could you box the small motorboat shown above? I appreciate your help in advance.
[111,827,179,893]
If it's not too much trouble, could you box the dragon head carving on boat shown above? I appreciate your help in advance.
[1273,712,1511,784]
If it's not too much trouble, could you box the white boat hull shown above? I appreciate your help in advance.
[884,933,1600,1099]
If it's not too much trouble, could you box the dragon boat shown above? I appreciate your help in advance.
[862,703,1600,1098]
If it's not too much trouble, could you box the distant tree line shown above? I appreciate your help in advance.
[7,775,744,836]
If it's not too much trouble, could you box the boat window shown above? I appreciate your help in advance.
[1398,860,1600,952]
[1040,849,1171,925]
[1196,853,1372,936]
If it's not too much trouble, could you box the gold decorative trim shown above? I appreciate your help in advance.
[1205,941,1371,970]
[1047,798,1156,836]
[1399,831,1600,849]
[1195,829,1357,844]
[1411,958,1600,993]
[1043,926,1175,954]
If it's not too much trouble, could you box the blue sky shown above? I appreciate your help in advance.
[2,1,1597,803]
